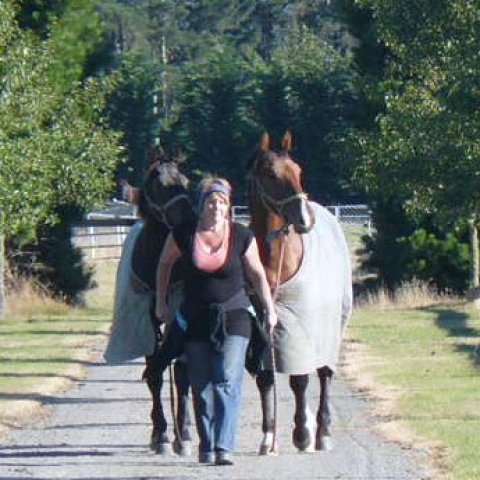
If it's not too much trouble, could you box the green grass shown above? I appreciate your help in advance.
[0,262,117,434]
[349,304,480,480]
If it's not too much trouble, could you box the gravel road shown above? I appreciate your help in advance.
[0,342,436,480]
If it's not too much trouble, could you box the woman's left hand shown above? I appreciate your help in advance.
[266,309,278,334]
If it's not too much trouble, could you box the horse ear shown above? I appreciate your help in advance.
[259,132,271,152]
[173,148,187,164]
[120,179,140,204]
[148,145,166,165]
[281,130,293,152]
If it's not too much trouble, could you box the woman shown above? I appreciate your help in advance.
[155,177,277,466]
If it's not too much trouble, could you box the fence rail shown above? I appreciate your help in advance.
[72,222,134,262]
[72,204,371,262]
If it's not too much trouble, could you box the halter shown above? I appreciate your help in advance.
[143,189,190,229]
[252,176,308,228]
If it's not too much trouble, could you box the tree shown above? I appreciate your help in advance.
[162,45,260,197]
[0,1,123,313]
[163,29,361,203]
[352,0,480,289]
[107,52,160,186]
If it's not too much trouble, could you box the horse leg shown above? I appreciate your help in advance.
[172,358,193,456]
[143,354,172,454]
[256,369,278,455]
[290,374,316,453]
[315,366,333,451]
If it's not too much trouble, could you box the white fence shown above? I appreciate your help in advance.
[72,223,133,262]
[233,204,371,225]
[72,204,372,262]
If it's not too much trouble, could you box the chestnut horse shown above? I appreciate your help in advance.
[104,147,195,455]
[248,132,353,455]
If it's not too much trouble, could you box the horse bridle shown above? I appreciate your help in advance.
[141,160,192,229]
[252,176,308,231]
[253,176,307,220]
[143,189,191,229]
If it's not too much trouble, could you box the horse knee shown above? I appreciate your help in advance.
[317,366,333,380]
[143,354,163,384]
[289,374,309,393]
[256,369,274,391]
[256,370,275,433]
[173,360,190,393]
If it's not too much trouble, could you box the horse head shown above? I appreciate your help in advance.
[140,146,195,229]
[248,131,315,234]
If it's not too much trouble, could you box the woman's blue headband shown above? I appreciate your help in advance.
[198,182,231,209]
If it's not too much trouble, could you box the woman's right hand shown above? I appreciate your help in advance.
[155,301,171,324]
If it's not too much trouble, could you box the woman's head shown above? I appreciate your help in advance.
[198,177,232,220]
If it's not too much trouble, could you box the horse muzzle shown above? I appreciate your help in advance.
[294,224,313,234]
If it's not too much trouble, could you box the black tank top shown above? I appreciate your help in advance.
[172,221,254,340]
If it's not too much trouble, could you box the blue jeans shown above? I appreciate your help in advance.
[185,336,249,454]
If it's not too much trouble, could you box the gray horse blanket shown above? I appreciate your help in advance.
[273,202,352,375]
[103,221,156,364]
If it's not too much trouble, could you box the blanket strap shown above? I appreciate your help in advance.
[269,227,288,455]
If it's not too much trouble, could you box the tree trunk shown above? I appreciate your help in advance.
[0,235,5,319]
[467,219,480,307]
[470,219,479,288]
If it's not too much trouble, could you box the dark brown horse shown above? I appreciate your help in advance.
[248,132,353,455]
[105,147,195,455]
[133,148,197,455]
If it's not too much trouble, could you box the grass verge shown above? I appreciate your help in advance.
[0,262,117,442]
[343,301,480,480]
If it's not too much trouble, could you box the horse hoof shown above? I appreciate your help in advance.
[292,426,312,452]
[150,429,173,454]
[155,442,174,455]
[292,408,316,453]
[259,444,279,456]
[173,437,192,456]
[258,432,279,456]
[316,434,333,451]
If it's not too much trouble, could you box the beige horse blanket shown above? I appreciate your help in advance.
[103,221,156,364]
[273,202,353,375]
[103,221,184,364]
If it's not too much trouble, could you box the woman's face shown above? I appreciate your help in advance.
[202,192,230,222]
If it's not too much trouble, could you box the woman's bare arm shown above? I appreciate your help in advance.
[155,232,182,323]
[243,237,278,332]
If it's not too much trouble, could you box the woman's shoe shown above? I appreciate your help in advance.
[215,450,234,466]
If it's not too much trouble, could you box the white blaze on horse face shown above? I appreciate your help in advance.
[279,159,313,231]
[299,197,314,231]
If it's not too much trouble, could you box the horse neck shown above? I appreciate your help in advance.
[250,202,303,286]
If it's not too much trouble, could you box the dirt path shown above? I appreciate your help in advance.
[0,341,436,480]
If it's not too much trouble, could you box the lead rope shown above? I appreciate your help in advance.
[268,227,288,454]
[168,362,183,452]
[166,286,183,453]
